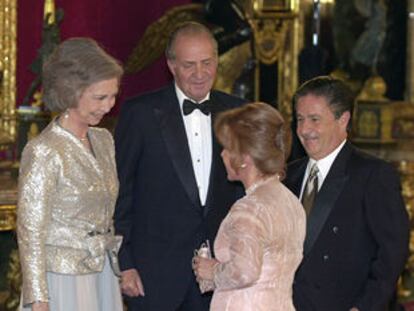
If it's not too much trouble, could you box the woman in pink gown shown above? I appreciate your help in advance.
[193,102,306,311]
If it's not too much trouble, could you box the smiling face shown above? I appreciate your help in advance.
[167,32,218,102]
[70,78,119,126]
[296,94,349,160]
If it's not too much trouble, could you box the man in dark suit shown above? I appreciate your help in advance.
[114,22,244,311]
[284,76,409,311]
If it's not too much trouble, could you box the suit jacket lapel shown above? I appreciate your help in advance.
[287,159,308,198]
[153,85,201,209]
[303,143,351,255]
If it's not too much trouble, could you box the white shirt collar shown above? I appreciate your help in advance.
[308,139,347,185]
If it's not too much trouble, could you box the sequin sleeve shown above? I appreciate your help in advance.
[213,200,266,290]
[17,140,59,306]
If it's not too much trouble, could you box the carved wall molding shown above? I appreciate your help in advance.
[0,0,17,150]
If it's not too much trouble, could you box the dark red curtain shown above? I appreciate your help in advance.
[17,0,191,114]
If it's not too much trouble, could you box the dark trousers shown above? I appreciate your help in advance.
[125,276,211,311]
[177,276,211,311]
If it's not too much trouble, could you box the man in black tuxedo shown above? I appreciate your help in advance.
[285,76,409,311]
[114,22,244,311]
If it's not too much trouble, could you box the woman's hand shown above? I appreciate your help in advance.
[192,256,219,282]
[32,302,49,311]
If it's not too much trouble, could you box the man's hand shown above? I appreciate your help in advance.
[32,302,49,311]
[121,268,145,297]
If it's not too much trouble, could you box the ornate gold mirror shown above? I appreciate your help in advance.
[0,0,17,151]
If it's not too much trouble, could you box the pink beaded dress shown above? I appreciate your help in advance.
[210,175,306,311]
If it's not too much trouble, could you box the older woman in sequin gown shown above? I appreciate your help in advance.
[17,38,124,311]
[193,102,306,311]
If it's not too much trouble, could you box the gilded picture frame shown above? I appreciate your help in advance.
[0,0,17,150]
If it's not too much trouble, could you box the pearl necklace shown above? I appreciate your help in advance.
[58,113,89,144]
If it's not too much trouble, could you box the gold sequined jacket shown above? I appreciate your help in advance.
[17,120,120,306]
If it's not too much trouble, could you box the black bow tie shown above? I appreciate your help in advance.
[182,99,211,116]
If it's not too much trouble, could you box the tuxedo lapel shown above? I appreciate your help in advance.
[204,120,221,216]
[203,93,225,215]
[153,86,201,209]
[303,143,352,255]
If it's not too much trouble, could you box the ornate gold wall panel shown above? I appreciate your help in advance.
[241,0,300,120]
[277,16,299,120]
[0,0,17,149]
[0,205,15,231]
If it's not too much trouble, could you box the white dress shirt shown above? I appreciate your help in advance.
[175,85,212,206]
[299,140,346,200]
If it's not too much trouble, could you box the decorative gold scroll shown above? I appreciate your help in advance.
[0,0,17,150]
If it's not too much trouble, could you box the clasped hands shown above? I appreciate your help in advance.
[192,255,219,284]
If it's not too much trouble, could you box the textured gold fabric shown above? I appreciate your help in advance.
[17,120,120,305]
[211,176,306,311]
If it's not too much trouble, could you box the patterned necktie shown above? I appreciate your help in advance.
[302,163,319,216]
[182,99,211,116]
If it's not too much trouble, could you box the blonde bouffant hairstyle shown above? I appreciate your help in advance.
[214,102,291,179]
